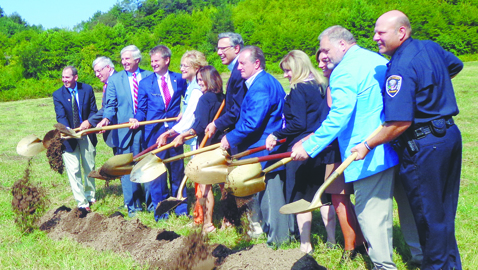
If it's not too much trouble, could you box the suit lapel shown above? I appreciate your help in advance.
[121,71,134,111]
[77,83,86,118]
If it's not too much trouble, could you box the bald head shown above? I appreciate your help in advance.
[373,10,411,56]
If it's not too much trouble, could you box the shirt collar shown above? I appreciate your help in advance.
[68,83,78,94]
[245,69,263,89]
[127,69,140,78]
[391,37,413,61]
[156,71,170,82]
[227,55,239,71]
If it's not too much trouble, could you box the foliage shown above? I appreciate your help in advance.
[0,0,477,100]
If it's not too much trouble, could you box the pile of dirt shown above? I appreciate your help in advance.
[38,206,324,269]
[45,130,64,174]
[11,159,48,232]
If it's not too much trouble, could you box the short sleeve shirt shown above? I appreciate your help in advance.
[383,38,462,125]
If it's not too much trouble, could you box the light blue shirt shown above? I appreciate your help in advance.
[303,45,398,182]
[227,55,239,71]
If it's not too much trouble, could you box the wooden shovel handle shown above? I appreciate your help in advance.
[78,117,179,136]
[231,138,287,159]
[199,99,225,149]
[263,157,292,174]
[133,143,158,159]
[133,135,196,162]
[230,152,292,166]
[163,143,221,163]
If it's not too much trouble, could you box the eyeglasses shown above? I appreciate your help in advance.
[94,65,108,73]
[216,46,234,52]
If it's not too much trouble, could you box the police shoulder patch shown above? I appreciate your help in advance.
[386,75,402,97]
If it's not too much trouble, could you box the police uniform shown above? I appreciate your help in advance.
[383,37,463,270]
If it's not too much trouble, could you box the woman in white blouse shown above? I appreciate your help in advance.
[156,50,208,149]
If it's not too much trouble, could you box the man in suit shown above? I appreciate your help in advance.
[130,45,187,221]
[205,32,246,142]
[88,56,116,153]
[53,66,98,212]
[221,46,291,247]
[97,45,153,217]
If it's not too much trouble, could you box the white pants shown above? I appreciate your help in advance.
[62,136,96,208]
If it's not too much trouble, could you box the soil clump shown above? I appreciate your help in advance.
[38,206,323,269]
[45,129,64,174]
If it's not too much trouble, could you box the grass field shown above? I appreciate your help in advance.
[0,63,477,269]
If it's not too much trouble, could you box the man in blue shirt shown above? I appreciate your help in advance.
[352,10,463,269]
[291,26,399,269]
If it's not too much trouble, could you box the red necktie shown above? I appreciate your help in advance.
[161,76,171,109]
[132,73,139,114]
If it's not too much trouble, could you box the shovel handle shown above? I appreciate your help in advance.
[199,99,225,149]
[133,143,158,159]
[230,152,292,167]
[231,138,287,160]
[163,143,221,163]
[263,157,293,174]
[76,117,179,136]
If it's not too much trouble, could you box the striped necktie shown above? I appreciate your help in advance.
[161,76,171,109]
[71,90,80,128]
[132,73,139,114]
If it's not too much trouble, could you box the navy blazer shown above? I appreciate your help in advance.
[103,69,153,149]
[214,61,247,132]
[88,71,117,148]
[226,70,286,153]
[52,82,98,153]
[134,71,187,148]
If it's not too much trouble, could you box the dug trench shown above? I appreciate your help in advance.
[36,204,325,269]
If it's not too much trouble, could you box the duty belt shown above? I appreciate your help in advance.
[414,117,454,139]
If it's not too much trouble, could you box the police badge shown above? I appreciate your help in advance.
[386,75,402,97]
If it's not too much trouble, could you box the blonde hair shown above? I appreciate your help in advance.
[181,50,208,71]
[279,50,327,93]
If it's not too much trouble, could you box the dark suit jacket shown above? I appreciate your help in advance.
[53,82,98,153]
[88,71,117,148]
[134,71,187,149]
[103,69,153,149]
[214,61,246,132]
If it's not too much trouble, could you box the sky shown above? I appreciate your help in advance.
[1,0,120,29]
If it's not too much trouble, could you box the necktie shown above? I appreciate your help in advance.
[132,73,139,114]
[71,90,80,128]
[161,76,171,109]
[102,82,107,107]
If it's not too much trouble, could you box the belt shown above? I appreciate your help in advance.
[414,117,454,139]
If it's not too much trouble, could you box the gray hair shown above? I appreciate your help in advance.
[218,32,244,49]
[92,56,114,69]
[120,45,142,61]
[318,25,356,45]
[63,66,78,76]
[242,45,266,70]
[150,45,172,59]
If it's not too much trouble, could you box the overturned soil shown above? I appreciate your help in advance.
[38,206,325,270]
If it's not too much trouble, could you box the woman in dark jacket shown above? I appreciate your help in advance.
[173,65,224,233]
[265,50,336,254]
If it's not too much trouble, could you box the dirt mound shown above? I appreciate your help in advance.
[38,206,323,269]
[11,159,48,232]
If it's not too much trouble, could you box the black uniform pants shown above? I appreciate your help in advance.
[398,125,462,270]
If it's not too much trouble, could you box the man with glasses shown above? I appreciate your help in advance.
[88,56,117,154]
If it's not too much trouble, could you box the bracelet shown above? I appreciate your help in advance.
[364,141,373,151]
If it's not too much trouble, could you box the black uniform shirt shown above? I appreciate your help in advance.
[383,38,463,125]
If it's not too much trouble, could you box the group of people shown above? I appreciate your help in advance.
[52,9,463,270]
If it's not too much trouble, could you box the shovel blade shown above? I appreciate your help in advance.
[130,153,167,183]
[100,153,134,176]
[17,134,46,157]
[224,163,265,197]
[185,148,230,184]
[279,199,324,214]
[155,197,186,217]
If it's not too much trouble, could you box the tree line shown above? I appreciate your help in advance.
[0,0,477,101]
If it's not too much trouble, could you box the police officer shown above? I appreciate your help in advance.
[352,10,463,270]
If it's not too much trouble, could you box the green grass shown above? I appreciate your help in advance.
[1,64,477,269]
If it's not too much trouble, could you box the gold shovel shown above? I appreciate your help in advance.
[279,125,384,214]
[130,143,222,184]
[16,127,80,157]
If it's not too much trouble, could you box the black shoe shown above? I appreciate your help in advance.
[354,244,368,256]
